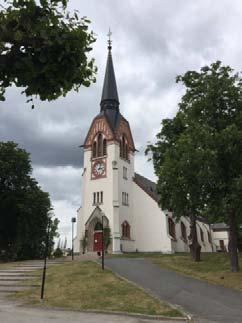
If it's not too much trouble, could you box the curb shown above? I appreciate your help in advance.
[21,304,189,321]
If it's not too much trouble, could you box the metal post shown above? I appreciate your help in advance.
[71,217,76,261]
[102,215,104,270]
[41,218,51,300]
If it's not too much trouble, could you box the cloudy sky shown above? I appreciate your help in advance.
[1,0,241,246]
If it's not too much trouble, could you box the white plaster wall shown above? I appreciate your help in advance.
[78,143,118,252]
[133,183,172,252]
[212,230,229,251]
[117,151,135,252]
[196,222,213,252]
[172,217,213,253]
[173,216,190,252]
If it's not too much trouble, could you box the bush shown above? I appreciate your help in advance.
[53,248,63,258]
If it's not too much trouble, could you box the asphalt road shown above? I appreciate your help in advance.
[104,257,242,323]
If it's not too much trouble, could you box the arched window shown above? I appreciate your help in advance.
[97,133,102,157]
[168,218,176,239]
[122,221,130,239]
[207,231,212,244]
[125,143,128,160]
[94,222,102,231]
[122,136,125,158]
[92,141,97,158]
[120,135,129,160]
[200,228,204,242]
[103,139,107,155]
[119,140,122,157]
[181,222,187,242]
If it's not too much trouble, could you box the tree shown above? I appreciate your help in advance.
[0,0,96,106]
[147,116,216,261]
[103,226,111,253]
[81,233,87,254]
[148,61,242,271]
[0,141,59,260]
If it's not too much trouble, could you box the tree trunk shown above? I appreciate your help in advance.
[228,209,239,272]
[189,214,201,262]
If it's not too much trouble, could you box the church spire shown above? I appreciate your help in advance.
[100,29,119,111]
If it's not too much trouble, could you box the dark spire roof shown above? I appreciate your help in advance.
[100,41,119,112]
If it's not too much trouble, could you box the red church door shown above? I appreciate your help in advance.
[93,232,102,251]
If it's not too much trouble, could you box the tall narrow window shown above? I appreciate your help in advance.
[125,143,128,160]
[181,222,187,242]
[97,192,100,204]
[119,140,122,157]
[122,221,130,239]
[122,136,125,158]
[100,191,103,204]
[92,141,97,158]
[93,192,96,205]
[97,133,102,157]
[168,218,176,239]
[123,167,127,179]
[103,139,107,155]
[200,228,204,242]
[207,231,212,244]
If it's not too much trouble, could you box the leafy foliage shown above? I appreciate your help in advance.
[53,247,63,258]
[0,141,59,260]
[103,226,111,253]
[0,0,96,106]
[147,61,242,268]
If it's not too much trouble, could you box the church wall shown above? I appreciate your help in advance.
[172,217,213,253]
[74,207,83,253]
[196,222,213,252]
[118,151,135,252]
[211,230,229,252]
[172,216,190,253]
[133,183,172,253]
[77,144,118,252]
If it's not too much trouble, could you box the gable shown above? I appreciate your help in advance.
[115,116,135,151]
[84,115,114,148]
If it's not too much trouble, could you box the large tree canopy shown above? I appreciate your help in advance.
[0,141,59,260]
[0,0,96,106]
[148,61,242,270]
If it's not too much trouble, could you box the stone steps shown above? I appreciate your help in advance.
[0,259,65,297]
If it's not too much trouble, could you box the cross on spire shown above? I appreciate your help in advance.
[107,28,112,50]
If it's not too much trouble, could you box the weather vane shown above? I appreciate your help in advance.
[107,28,112,50]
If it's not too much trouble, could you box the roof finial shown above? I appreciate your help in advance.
[107,28,112,50]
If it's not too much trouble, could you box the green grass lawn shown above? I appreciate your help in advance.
[112,252,242,291]
[14,260,182,317]
[0,261,24,269]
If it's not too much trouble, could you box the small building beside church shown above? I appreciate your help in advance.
[74,42,226,255]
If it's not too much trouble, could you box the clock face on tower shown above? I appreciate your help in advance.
[92,160,106,179]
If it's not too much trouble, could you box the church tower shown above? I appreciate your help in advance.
[75,38,136,253]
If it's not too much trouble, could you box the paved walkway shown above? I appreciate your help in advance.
[104,258,242,323]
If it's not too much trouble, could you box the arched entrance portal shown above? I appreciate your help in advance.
[93,222,102,252]
[85,207,109,252]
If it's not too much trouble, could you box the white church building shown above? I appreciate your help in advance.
[74,42,228,255]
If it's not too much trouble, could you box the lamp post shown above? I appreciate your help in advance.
[101,213,105,270]
[40,217,51,300]
[71,217,76,261]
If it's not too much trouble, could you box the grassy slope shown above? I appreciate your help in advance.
[14,260,181,317]
[113,252,242,291]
